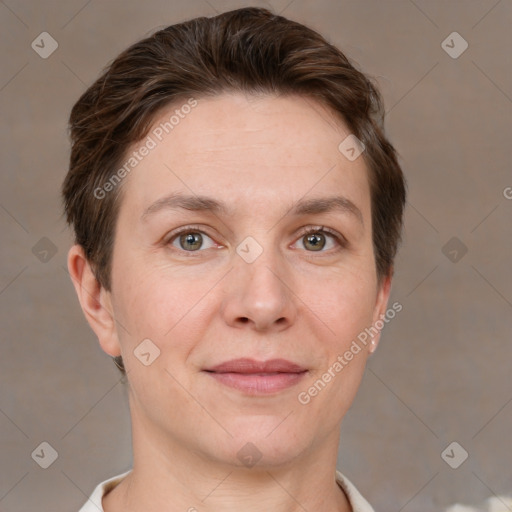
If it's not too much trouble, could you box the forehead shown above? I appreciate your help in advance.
[118,92,371,220]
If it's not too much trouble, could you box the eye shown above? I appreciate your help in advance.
[167,227,217,252]
[293,226,345,252]
[165,225,345,254]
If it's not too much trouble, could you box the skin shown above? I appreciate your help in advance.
[68,92,391,512]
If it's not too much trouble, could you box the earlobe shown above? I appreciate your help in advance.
[66,244,121,358]
[368,272,393,353]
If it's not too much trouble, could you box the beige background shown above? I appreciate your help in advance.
[1,1,511,510]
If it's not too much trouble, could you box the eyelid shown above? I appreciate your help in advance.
[293,225,347,251]
[164,224,219,247]
[165,223,214,240]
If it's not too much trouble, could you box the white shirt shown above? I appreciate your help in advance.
[78,469,375,511]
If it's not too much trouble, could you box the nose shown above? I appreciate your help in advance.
[220,246,297,333]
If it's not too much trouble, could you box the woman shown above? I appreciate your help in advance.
[62,7,406,511]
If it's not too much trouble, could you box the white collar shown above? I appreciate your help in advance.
[79,469,375,512]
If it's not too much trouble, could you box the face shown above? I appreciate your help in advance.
[87,92,390,468]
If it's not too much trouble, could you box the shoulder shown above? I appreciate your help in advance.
[335,470,376,512]
[78,471,131,512]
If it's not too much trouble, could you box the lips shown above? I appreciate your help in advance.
[203,358,308,395]
[204,358,307,374]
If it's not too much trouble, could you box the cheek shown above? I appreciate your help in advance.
[112,262,212,353]
[303,279,375,411]
[314,267,377,345]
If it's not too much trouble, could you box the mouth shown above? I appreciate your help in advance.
[202,358,308,395]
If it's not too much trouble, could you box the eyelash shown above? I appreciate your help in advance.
[295,225,347,252]
[164,224,347,257]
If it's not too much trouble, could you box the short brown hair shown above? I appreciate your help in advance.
[62,7,406,372]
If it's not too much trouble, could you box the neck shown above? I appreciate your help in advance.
[103,394,352,512]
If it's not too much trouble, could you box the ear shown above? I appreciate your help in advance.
[67,244,121,358]
[368,271,392,354]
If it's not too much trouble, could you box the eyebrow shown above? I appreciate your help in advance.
[141,192,363,225]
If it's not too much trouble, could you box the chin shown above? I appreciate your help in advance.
[210,423,311,470]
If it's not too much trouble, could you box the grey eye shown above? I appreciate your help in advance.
[303,232,326,251]
[171,231,215,251]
